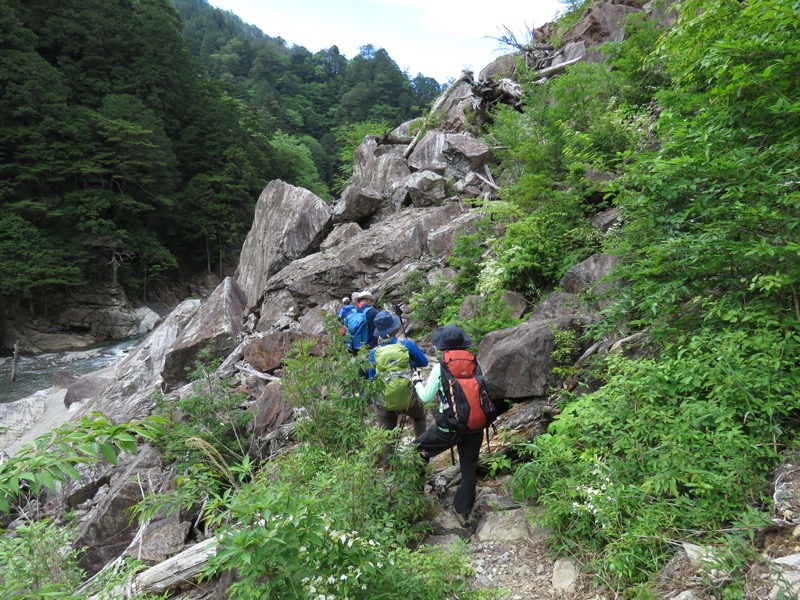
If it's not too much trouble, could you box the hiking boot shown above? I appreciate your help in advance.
[454,510,472,527]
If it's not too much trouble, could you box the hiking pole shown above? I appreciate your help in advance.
[393,303,408,338]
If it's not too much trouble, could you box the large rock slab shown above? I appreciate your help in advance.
[408,131,494,180]
[258,204,469,324]
[63,375,112,409]
[76,299,201,423]
[160,277,247,391]
[237,180,332,313]
[73,445,170,576]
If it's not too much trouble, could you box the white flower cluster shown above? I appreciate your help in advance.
[570,460,618,530]
[477,257,505,294]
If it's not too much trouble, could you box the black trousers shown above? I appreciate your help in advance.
[415,425,483,519]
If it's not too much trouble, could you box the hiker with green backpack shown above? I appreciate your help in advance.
[412,324,498,526]
[367,310,429,461]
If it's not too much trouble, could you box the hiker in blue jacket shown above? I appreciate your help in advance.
[367,310,429,444]
[352,290,379,349]
[412,324,484,526]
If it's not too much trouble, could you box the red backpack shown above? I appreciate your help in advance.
[439,350,497,434]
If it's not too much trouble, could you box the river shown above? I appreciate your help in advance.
[0,337,141,404]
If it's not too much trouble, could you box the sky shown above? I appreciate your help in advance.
[207,0,566,83]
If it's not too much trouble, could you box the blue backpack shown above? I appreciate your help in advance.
[344,306,374,351]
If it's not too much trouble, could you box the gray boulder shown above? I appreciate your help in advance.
[559,254,617,294]
[237,180,332,313]
[64,375,112,409]
[478,293,591,400]
[73,445,170,576]
[160,277,247,391]
[76,299,201,423]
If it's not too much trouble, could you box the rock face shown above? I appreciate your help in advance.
[1,287,161,354]
[236,180,333,314]
[160,277,247,390]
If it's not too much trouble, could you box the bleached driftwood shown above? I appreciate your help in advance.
[235,362,280,381]
[534,56,583,80]
[133,537,218,594]
[85,537,218,599]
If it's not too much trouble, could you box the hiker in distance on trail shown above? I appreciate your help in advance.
[340,291,379,352]
[412,324,498,527]
[367,310,429,460]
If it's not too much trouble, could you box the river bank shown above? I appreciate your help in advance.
[0,363,120,457]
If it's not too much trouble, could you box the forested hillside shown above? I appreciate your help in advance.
[0,0,442,311]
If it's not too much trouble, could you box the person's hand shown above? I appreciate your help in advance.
[411,373,423,385]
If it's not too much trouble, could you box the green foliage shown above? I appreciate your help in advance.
[267,131,331,200]
[548,324,581,380]
[1,0,442,308]
[449,223,493,295]
[455,291,525,347]
[602,11,671,108]
[331,119,391,193]
[0,414,164,514]
[510,321,799,589]
[481,452,514,477]
[281,324,380,454]
[151,372,252,470]
[201,450,479,600]
[0,519,85,598]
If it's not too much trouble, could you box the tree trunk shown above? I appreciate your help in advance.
[10,340,20,382]
[218,230,223,279]
[205,233,211,274]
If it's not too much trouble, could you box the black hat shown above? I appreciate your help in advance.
[431,324,472,350]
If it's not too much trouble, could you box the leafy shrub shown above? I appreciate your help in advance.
[202,466,479,600]
[281,326,380,455]
[509,322,800,589]
[449,221,494,295]
[152,374,252,470]
[454,290,525,347]
[0,519,85,597]
[0,414,163,514]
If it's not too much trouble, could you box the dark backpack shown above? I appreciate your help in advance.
[374,342,413,410]
[344,306,373,351]
[438,349,497,434]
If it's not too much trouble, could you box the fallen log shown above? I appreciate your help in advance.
[534,56,583,80]
[84,537,218,599]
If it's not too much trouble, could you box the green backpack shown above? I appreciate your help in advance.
[375,342,413,411]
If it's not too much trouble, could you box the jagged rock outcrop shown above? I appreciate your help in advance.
[76,299,201,423]
[1,287,160,354]
[72,445,173,575]
[236,180,333,314]
[254,202,476,331]
[160,277,247,390]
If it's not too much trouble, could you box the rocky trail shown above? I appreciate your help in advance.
[422,468,607,600]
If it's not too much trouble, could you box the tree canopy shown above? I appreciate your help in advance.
[0,0,445,309]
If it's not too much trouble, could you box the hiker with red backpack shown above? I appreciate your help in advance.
[412,324,498,526]
[367,310,429,461]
